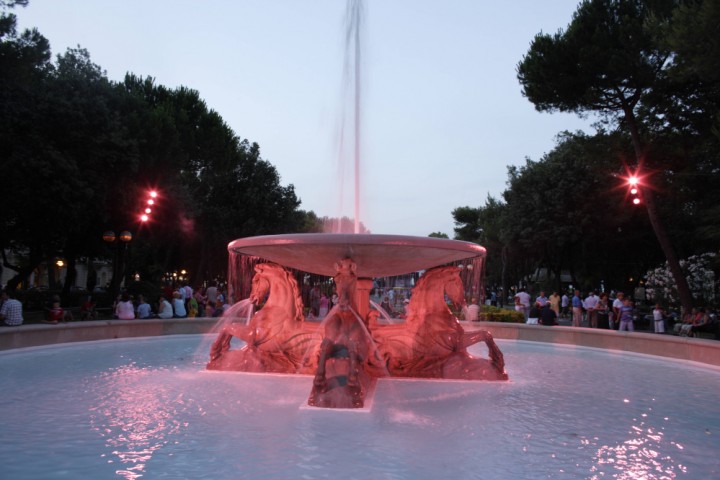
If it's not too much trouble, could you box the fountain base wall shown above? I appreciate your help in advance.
[2,319,719,367]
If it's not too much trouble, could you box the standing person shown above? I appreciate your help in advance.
[584,291,599,328]
[611,292,625,330]
[115,293,135,320]
[309,285,321,316]
[596,293,609,329]
[652,303,666,334]
[549,291,561,318]
[181,282,193,312]
[572,290,583,327]
[194,287,206,317]
[527,302,541,325]
[618,298,635,332]
[535,291,548,307]
[0,289,23,326]
[205,281,218,305]
[461,298,480,322]
[187,295,199,318]
[157,294,173,319]
[318,293,330,318]
[514,288,531,322]
[561,292,570,319]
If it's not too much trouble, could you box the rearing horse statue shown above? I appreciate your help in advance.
[373,265,507,380]
[207,262,321,373]
[308,258,386,408]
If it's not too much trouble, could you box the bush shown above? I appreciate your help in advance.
[479,305,524,323]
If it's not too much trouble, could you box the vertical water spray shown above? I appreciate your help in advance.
[333,0,364,234]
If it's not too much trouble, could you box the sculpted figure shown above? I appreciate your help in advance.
[308,259,385,408]
[207,263,320,373]
[372,265,507,380]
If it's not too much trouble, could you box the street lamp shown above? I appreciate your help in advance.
[625,173,642,205]
[103,230,133,298]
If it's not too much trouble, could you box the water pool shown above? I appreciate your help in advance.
[1,335,718,479]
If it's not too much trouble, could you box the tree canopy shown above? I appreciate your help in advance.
[509,0,720,310]
[0,9,315,291]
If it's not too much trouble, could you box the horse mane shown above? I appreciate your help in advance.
[414,265,458,291]
[281,268,305,323]
[257,263,305,322]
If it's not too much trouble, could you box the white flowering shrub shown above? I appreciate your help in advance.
[644,253,717,306]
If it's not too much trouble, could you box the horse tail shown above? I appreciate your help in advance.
[209,331,232,361]
[484,334,506,377]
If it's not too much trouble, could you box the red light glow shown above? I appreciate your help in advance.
[632,198,641,205]
[141,214,149,222]
[628,176,639,186]
[149,191,158,198]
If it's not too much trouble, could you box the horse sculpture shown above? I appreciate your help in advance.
[372,265,507,380]
[207,262,321,373]
[308,258,386,408]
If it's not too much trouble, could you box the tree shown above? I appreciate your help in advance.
[428,232,449,239]
[517,0,694,313]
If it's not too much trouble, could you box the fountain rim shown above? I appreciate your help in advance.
[227,233,486,277]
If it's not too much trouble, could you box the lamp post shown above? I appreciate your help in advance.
[103,230,133,299]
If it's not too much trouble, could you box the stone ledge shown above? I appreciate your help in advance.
[0,318,218,350]
[466,322,720,368]
[3,319,719,369]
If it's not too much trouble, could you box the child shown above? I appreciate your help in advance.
[45,300,64,324]
[618,298,634,332]
[652,303,665,333]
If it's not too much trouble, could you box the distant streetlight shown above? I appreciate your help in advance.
[104,230,133,297]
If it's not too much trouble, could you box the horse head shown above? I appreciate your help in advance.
[249,263,274,305]
[333,258,357,311]
[411,265,465,313]
[442,266,466,310]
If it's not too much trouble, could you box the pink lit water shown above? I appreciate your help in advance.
[1,336,719,479]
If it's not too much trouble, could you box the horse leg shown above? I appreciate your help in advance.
[459,329,507,378]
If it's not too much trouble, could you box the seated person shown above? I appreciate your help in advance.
[527,302,542,325]
[79,296,97,321]
[45,294,73,323]
[539,302,557,326]
[136,295,154,319]
[44,300,64,324]
[689,307,714,337]
[157,295,173,319]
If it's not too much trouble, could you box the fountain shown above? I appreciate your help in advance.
[207,233,508,408]
[201,1,511,407]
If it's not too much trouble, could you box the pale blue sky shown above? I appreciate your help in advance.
[17,0,592,237]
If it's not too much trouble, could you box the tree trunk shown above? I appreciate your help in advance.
[624,108,694,314]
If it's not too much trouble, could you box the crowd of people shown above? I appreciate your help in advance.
[512,287,717,336]
[107,280,229,320]
[1,281,717,338]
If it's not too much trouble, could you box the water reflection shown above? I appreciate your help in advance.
[591,404,685,479]
[88,363,188,480]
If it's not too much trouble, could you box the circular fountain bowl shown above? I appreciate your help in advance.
[228,233,485,277]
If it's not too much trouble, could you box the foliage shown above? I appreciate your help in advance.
[428,232,449,239]
[0,13,316,291]
[644,253,718,307]
[499,0,720,308]
[479,305,524,323]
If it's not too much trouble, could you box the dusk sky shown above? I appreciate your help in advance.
[17,0,594,237]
